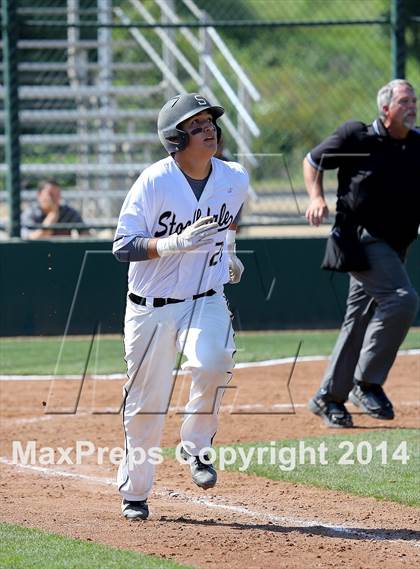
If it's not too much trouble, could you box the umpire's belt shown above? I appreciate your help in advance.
[129,288,216,308]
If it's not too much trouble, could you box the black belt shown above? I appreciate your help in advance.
[129,288,216,308]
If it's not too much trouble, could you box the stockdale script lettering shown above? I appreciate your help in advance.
[154,203,234,237]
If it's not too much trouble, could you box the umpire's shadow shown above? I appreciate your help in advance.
[161,516,420,543]
[344,423,406,430]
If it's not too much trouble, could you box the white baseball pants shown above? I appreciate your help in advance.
[117,292,235,501]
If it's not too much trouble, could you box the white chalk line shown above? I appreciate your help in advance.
[2,349,418,423]
[4,400,420,426]
[1,349,418,381]
[11,415,54,425]
[4,399,420,426]
[0,458,419,548]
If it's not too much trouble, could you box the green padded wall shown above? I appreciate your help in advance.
[0,238,418,336]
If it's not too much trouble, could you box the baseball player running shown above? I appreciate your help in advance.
[113,93,248,520]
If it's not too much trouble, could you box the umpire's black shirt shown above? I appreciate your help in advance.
[307,119,420,252]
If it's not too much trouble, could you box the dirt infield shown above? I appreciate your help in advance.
[1,355,419,568]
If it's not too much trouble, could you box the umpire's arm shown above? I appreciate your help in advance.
[303,156,329,227]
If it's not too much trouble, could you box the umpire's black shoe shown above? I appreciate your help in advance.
[349,382,394,420]
[121,498,149,520]
[308,394,353,428]
[180,446,217,490]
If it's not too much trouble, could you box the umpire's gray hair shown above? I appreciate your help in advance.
[377,79,415,118]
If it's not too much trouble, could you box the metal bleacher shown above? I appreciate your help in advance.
[0,0,263,235]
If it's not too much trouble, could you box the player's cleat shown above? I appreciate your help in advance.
[349,382,394,420]
[121,498,149,520]
[180,446,217,490]
[308,394,353,428]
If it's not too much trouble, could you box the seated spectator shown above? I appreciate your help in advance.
[22,179,86,239]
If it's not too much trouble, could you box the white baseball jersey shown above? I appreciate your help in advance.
[113,156,248,299]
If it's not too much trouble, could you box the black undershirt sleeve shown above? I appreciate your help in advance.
[113,236,150,262]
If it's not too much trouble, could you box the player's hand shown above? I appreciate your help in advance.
[178,216,219,250]
[305,197,329,227]
[228,254,244,284]
[156,216,219,257]
[225,228,244,284]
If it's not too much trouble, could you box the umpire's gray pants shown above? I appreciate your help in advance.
[319,236,419,402]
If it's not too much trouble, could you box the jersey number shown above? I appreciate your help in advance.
[209,241,224,266]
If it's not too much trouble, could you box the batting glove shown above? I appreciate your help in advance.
[156,216,219,257]
[226,229,244,284]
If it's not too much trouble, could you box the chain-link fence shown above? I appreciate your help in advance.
[1,0,419,238]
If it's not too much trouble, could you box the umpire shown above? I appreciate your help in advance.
[304,79,419,428]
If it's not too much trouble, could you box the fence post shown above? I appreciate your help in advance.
[391,0,406,79]
[199,11,211,92]
[97,0,113,218]
[161,0,178,99]
[2,0,21,238]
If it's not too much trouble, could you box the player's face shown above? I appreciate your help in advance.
[385,85,417,130]
[181,111,218,155]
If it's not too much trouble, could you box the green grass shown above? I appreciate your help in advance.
[166,430,420,507]
[221,430,420,507]
[235,328,419,363]
[0,336,125,375]
[0,523,192,569]
[0,329,418,375]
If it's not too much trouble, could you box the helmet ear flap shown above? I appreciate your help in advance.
[164,128,188,152]
[176,131,189,151]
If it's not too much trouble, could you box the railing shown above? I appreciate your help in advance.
[0,0,263,237]
[145,0,261,163]
[2,0,416,238]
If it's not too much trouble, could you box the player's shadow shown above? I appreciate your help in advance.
[163,516,420,543]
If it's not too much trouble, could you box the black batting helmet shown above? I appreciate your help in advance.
[157,92,224,154]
